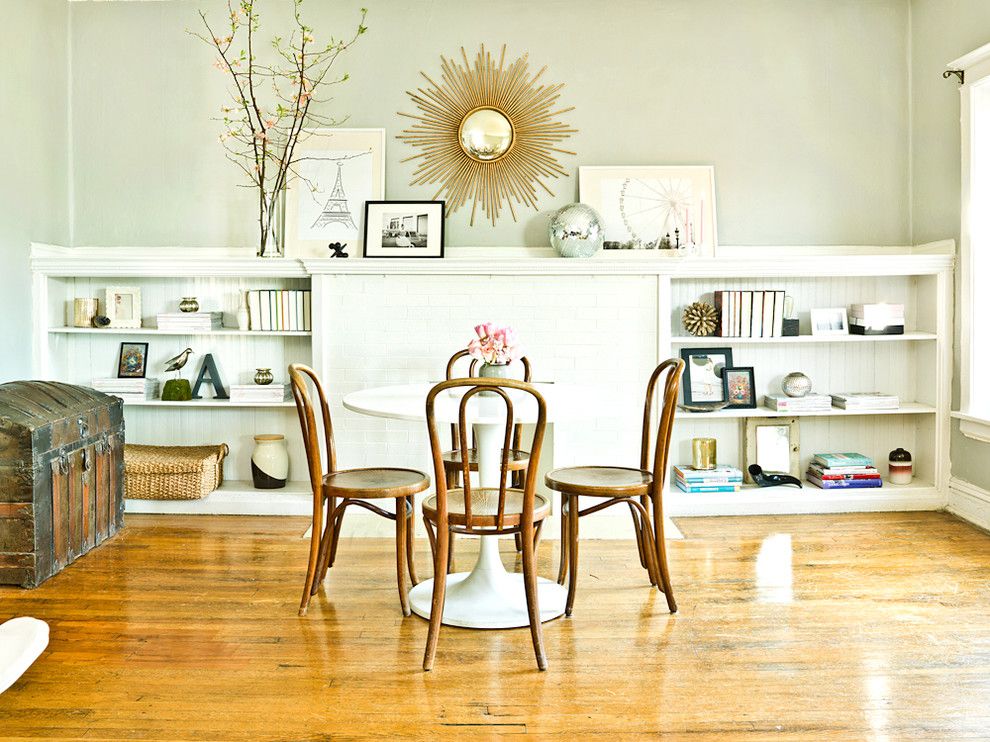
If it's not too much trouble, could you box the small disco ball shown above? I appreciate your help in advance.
[549,203,605,258]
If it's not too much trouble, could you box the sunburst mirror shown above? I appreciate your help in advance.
[397,45,576,225]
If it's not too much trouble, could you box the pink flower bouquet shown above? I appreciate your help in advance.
[467,323,523,366]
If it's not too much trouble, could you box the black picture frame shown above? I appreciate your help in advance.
[679,347,734,405]
[117,342,149,379]
[722,366,757,409]
[362,200,445,258]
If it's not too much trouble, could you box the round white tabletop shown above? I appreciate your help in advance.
[343,381,593,629]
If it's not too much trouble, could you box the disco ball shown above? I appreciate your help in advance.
[549,203,604,258]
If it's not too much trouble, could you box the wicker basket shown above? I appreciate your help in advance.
[124,444,229,500]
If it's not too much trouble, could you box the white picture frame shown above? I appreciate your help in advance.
[578,165,717,257]
[284,128,386,259]
[104,287,141,329]
[810,307,850,336]
[744,417,801,483]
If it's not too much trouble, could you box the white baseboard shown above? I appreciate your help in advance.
[947,476,990,532]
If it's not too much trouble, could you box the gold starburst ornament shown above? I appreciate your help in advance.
[398,45,576,225]
[683,302,719,337]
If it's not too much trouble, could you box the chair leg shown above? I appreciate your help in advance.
[627,501,657,586]
[521,520,548,671]
[423,525,450,671]
[514,532,523,552]
[652,501,677,613]
[395,497,411,617]
[566,494,579,617]
[556,501,569,585]
[447,532,455,574]
[328,505,346,568]
[299,495,325,617]
[311,497,337,594]
[405,497,419,586]
[424,517,437,560]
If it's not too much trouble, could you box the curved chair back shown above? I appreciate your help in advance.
[288,363,337,495]
[639,359,685,497]
[426,377,547,533]
[445,350,533,452]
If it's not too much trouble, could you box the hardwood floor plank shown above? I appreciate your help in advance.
[0,512,988,739]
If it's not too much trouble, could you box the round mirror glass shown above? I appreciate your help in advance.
[459,108,513,161]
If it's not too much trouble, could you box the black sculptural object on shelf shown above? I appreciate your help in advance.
[748,464,803,489]
[328,242,348,258]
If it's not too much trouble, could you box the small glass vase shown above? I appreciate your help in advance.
[257,187,286,259]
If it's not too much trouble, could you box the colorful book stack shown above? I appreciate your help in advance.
[763,393,833,412]
[830,392,899,411]
[672,465,743,493]
[806,452,883,489]
[246,290,312,332]
[849,303,904,335]
[713,290,786,337]
[156,311,223,332]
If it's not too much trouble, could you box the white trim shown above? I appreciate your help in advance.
[949,42,990,74]
[947,476,990,532]
[952,412,990,443]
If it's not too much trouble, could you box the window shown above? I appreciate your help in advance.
[956,43,990,441]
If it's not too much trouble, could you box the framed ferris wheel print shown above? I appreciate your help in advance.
[284,128,386,259]
[579,165,717,256]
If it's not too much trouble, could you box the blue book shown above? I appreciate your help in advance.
[812,452,874,468]
[807,474,882,489]
[675,481,741,493]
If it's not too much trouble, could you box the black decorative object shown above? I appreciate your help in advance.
[328,242,348,258]
[191,353,229,400]
[943,69,964,84]
[782,318,800,336]
[748,464,803,489]
[92,315,111,328]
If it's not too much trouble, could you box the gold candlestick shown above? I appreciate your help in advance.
[692,438,717,470]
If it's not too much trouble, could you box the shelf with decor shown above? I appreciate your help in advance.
[672,332,938,345]
[676,402,936,419]
[48,327,312,337]
[124,479,312,516]
[119,399,297,408]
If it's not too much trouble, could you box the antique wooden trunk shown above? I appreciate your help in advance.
[0,381,125,587]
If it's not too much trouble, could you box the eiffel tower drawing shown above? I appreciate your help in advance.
[311,162,357,230]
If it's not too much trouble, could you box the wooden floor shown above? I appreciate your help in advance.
[1,512,989,740]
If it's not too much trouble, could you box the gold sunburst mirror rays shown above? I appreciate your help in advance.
[397,45,577,225]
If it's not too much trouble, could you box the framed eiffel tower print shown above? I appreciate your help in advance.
[285,128,385,258]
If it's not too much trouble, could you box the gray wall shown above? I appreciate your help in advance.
[68,0,911,249]
[0,0,69,382]
[911,0,990,488]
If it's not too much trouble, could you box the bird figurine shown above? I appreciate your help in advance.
[748,464,803,489]
[164,348,194,376]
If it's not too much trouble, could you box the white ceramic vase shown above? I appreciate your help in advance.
[252,434,288,489]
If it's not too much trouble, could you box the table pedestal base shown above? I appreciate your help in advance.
[409,534,566,628]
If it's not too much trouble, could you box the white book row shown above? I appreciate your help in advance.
[246,290,311,332]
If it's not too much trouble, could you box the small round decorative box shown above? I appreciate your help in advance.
[888,448,913,485]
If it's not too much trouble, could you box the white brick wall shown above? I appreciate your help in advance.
[316,273,661,538]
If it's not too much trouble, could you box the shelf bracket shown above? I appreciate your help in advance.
[944,69,965,85]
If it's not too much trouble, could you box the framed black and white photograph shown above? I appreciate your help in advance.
[284,128,386,259]
[105,287,142,329]
[810,307,849,336]
[723,366,757,409]
[679,347,733,405]
[117,342,149,378]
[363,201,445,258]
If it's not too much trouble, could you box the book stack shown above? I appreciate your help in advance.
[763,394,833,412]
[830,392,899,411]
[229,384,291,404]
[92,378,159,403]
[806,452,883,489]
[156,312,224,332]
[713,290,786,337]
[246,290,312,332]
[672,465,743,493]
[849,303,904,335]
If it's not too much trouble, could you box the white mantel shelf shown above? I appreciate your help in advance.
[31,243,954,278]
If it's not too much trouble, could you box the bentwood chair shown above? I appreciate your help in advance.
[441,350,534,558]
[289,364,430,617]
[421,377,550,671]
[545,358,684,616]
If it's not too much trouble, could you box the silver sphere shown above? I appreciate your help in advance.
[549,203,604,258]
[782,372,812,398]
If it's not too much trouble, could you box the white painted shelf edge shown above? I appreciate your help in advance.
[672,332,937,344]
[676,402,935,419]
[125,480,311,516]
[49,327,311,337]
[120,399,295,408]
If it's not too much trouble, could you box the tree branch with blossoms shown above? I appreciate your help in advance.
[190,0,367,255]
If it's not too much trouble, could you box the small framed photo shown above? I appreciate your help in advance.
[105,287,142,328]
[679,347,733,404]
[117,342,149,378]
[363,201,445,258]
[810,307,849,336]
[723,366,756,409]
[744,417,801,483]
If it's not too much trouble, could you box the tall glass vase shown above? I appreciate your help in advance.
[258,187,286,258]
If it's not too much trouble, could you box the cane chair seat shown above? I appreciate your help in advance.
[545,466,653,498]
[324,467,430,499]
[422,488,551,529]
[440,447,530,471]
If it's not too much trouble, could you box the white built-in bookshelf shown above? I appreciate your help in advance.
[31,243,953,525]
